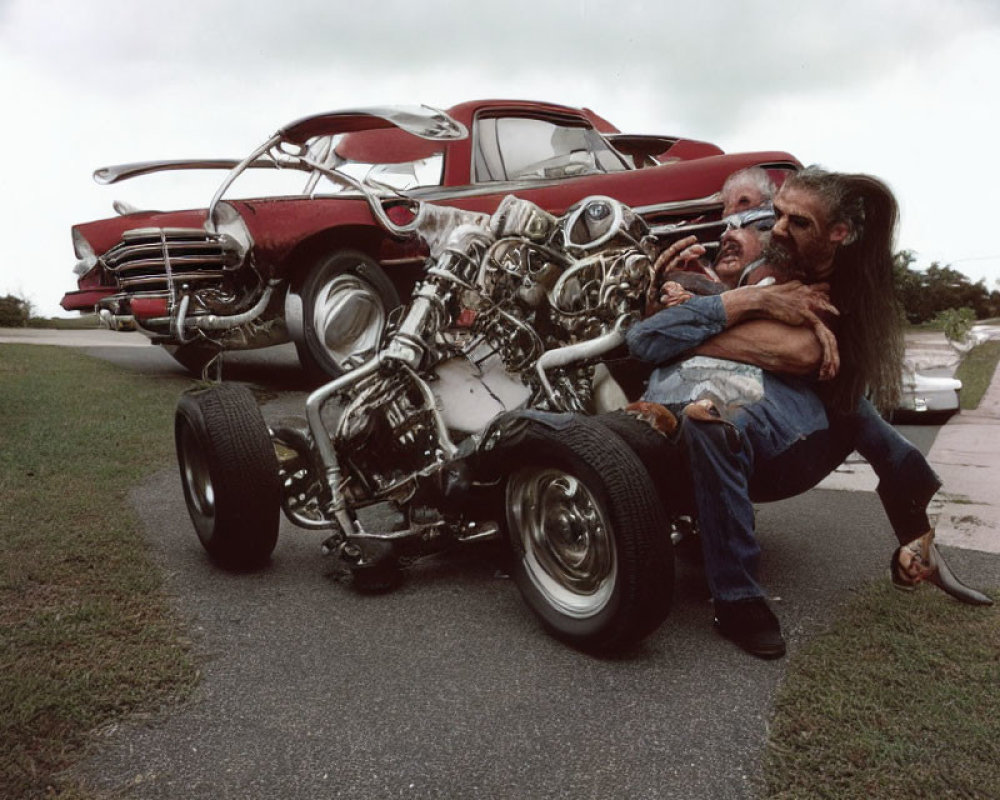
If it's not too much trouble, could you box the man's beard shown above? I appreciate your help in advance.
[763,241,806,281]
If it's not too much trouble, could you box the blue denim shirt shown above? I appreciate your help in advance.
[625,295,830,460]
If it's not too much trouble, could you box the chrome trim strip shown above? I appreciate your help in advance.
[109,257,234,273]
[632,193,721,216]
[379,256,426,266]
[118,272,226,288]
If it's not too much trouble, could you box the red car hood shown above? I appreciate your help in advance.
[72,208,211,257]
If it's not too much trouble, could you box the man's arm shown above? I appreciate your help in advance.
[692,320,823,375]
[627,282,839,378]
[626,294,729,364]
[717,282,839,379]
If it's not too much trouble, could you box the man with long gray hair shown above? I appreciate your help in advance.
[627,166,992,659]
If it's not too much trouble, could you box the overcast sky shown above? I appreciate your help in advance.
[2,0,999,317]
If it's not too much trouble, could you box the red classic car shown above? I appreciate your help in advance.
[62,99,799,379]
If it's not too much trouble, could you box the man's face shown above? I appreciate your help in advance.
[721,182,767,217]
[766,185,849,281]
[714,227,765,286]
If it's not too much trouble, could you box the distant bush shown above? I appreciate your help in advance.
[0,294,31,327]
[933,306,976,343]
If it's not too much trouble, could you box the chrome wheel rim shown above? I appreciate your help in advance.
[311,272,385,370]
[507,467,616,618]
[179,423,215,523]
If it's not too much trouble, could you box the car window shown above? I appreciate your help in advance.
[316,134,445,192]
[337,153,444,191]
[217,135,445,198]
[474,116,629,182]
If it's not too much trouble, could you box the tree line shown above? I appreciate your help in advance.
[894,251,1000,323]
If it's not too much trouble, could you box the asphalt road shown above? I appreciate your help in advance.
[43,338,1000,798]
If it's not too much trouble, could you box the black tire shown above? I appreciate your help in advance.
[497,415,673,652]
[164,342,221,378]
[295,250,400,381]
[592,410,695,516]
[175,383,281,569]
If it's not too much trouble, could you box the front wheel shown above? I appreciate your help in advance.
[498,415,673,652]
[295,250,400,381]
[175,384,280,569]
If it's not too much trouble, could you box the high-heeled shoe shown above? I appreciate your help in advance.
[891,530,994,606]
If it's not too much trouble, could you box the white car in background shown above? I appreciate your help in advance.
[895,368,962,420]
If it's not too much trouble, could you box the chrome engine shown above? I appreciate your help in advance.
[282,195,657,546]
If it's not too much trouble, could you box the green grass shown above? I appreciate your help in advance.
[762,583,1000,799]
[0,345,198,798]
[955,340,1000,410]
[764,336,1000,797]
[26,315,101,330]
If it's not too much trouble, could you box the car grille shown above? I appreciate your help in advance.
[101,227,242,291]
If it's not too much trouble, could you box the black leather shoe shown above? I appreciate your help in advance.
[714,597,786,659]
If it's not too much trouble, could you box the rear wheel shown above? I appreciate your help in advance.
[497,415,673,651]
[175,384,280,569]
[295,250,399,381]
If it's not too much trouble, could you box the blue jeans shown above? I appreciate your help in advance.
[844,398,941,545]
[627,298,941,602]
[683,394,940,603]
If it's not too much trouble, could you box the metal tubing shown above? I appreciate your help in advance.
[207,135,281,231]
[305,357,384,525]
[535,323,627,407]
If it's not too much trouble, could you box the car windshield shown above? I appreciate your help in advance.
[474,116,630,182]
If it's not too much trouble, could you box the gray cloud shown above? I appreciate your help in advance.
[5,0,997,139]
[4,0,1000,314]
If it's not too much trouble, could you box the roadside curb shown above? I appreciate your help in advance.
[821,326,1000,555]
[0,327,150,348]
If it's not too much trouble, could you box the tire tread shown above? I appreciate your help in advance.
[175,384,280,569]
[500,415,673,651]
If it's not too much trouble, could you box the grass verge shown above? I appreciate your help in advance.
[0,345,198,798]
[762,582,1000,798]
[955,339,1000,411]
[26,315,101,330]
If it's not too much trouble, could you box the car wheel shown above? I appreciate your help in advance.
[591,409,695,516]
[175,383,280,569]
[163,342,221,379]
[295,250,400,381]
[498,415,673,652]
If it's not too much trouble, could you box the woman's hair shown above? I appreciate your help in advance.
[783,166,903,415]
[721,166,776,207]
